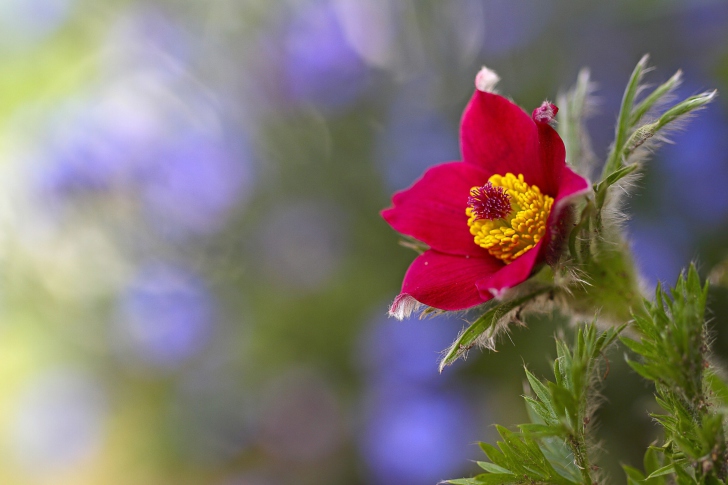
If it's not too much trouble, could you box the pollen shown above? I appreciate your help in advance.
[466,173,553,264]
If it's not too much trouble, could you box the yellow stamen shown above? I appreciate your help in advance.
[466,173,553,264]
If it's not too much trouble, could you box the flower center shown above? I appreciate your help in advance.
[467,182,511,220]
[466,173,553,264]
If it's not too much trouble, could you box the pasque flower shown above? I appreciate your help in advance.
[382,70,590,318]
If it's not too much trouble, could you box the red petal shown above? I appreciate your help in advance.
[382,162,490,256]
[460,91,548,190]
[475,242,542,299]
[534,122,567,196]
[395,250,502,312]
[552,163,591,212]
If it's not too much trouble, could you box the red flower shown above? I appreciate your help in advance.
[382,90,590,318]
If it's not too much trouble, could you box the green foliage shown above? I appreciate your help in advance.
[621,265,728,484]
[445,323,623,485]
[446,426,580,485]
[446,266,728,485]
[597,55,715,213]
[602,54,650,180]
[438,288,550,371]
[618,90,716,163]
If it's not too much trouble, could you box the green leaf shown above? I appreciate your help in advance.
[524,367,557,418]
[477,462,514,474]
[623,464,646,484]
[630,69,682,126]
[594,323,625,353]
[469,474,521,485]
[538,436,582,483]
[647,464,676,479]
[445,479,481,485]
[644,446,663,476]
[594,164,639,210]
[620,335,650,356]
[523,397,558,426]
[439,289,548,371]
[602,54,649,179]
[479,442,506,466]
[496,426,534,461]
[548,383,577,423]
[627,360,661,382]
[619,90,716,164]
[673,464,697,485]
[517,423,562,436]
[655,90,717,130]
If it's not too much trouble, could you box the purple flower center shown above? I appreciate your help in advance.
[467,182,511,220]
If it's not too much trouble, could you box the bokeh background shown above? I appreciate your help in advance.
[0,0,727,484]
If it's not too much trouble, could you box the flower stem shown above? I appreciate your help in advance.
[570,436,594,485]
[562,237,642,324]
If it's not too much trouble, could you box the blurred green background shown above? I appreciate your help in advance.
[0,0,727,484]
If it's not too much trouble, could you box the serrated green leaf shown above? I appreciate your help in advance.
[523,397,543,423]
[523,397,557,426]
[524,368,556,415]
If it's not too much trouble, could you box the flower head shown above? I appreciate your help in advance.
[382,72,589,318]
